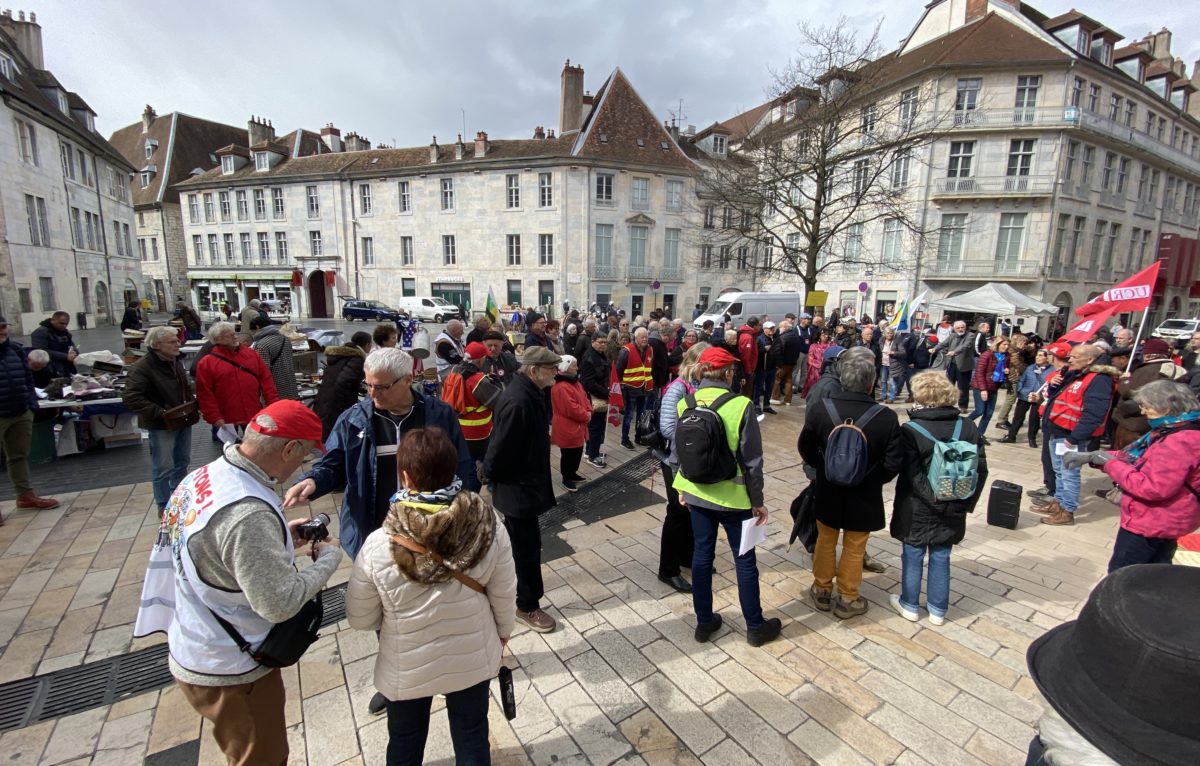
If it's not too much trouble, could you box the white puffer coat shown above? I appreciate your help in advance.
[346,519,516,701]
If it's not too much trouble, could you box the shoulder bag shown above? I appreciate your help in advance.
[208,592,324,668]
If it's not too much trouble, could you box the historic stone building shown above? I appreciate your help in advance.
[0,10,138,335]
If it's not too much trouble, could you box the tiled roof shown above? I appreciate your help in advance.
[1114,44,1153,61]
[65,91,92,113]
[278,129,331,158]
[716,102,774,144]
[214,144,250,158]
[249,139,291,155]
[573,68,696,171]
[108,112,246,207]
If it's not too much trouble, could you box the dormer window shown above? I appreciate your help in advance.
[1116,58,1142,81]
[57,91,68,114]
[786,99,798,118]
[1147,77,1167,99]
[139,172,152,189]
[0,52,16,80]
[712,135,727,156]
[254,152,269,171]
[144,139,158,160]
[1089,34,1112,66]
[221,156,236,174]
[1171,89,1187,111]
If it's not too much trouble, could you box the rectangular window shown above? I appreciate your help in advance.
[359,183,371,216]
[937,213,967,263]
[1101,152,1117,191]
[882,218,903,265]
[202,193,214,222]
[664,228,680,268]
[258,232,270,264]
[1125,101,1137,127]
[1149,169,1160,203]
[221,155,235,174]
[138,238,147,261]
[16,119,37,165]
[1014,75,1040,122]
[84,211,95,250]
[223,233,235,265]
[947,141,975,178]
[188,194,199,223]
[400,236,413,266]
[1080,145,1095,186]
[899,87,919,125]
[629,226,647,267]
[361,236,374,266]
[711,135,727,156]
[506,174,520,209]
[71,207,82,247]
[596,173,614,203]
[398,181,411,213]
[80,278,90,312]
[219,191,231,221]
[306,185,320,218]
[1006,139,1035,178]
[506,234,521,266]
[538,233,554,266]
[1145,110,1155,134]
[860,103,877,135]
[1052,213,1070,265]
[1064,140,1079,180]
[1108,93,1122,121]
[254,152,269,171]
[632,177,650,210]
[845,223,864,263]
[954,78,981,124]
[124,225,132,257]
[24,195,49,247]
[595,224,613,265]
[890,152,911,189]
[736,247,750,270]
[275,232,288,264]
[442,234,456,265]
[440,178,455,211]
[38,277,55,312]
[192,235,203,264]
[18,288,33,313]
[309,230,322,257]
[507,279,522,306]
[719,246,732,269]
[995,213,1026,261]
[539,172,553,207]
[703,205,715,228]
[114,221,125,256]
[1087,83,1101,112]
[236,190,248,221]
[1068,217,1086,264]
[700,245,713,269]
[402,278,416,297]
[1071,77,1084,108]
[665,179,683,211]
[60,142,75,179]
[253,189,266,220]
[1090,220,1107,266]
[208,234,219,265]
[852,159,870,195]
[272,187,285,219]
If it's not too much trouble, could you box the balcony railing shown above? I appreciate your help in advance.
[924,259,1040,279]
[1097,190,1127,209]
[592,264,619,280]
[661,266,682,280]
[931,175,1054,198]
[1133,199,1158,219]
[1049,263,1078,280]
[626,264,653,280]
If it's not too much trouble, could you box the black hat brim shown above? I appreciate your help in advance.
[1027,621,1200,766]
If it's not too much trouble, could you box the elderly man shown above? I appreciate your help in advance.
[1032,344,1119,526]
[1110,327,1137,369]
[483,346,561,633]
[0,315,59,514]
[26,349,53,389]
[238,298,264,332]
[195,322,279,441]
[522,312,550,349]
[618,327,655,449]
[434,319,466,381]
[465,315,492,346]
[134,401,341,766]
[481,329,520,386]
[573,317,598,359]
[933,321,976,410]
[123,327,196,514]
[799,348,903,619]
[30,310,78,377]
[249,315,298,400]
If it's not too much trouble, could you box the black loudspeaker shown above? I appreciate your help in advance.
[987,479,1022,530]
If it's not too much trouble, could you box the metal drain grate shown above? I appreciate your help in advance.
[539,451,658,531]
[0,582,349,733]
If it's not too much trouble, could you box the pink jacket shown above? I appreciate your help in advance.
[1103,427,1200,539]
[550,376,591,449]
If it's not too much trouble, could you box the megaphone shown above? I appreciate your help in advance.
[409,327,431,359]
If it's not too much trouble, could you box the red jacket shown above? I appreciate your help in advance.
[195,344,280,426]
[550,376,591,449]
[1103,425,1200,539]
[737,325,758,375]
[970,351,1001,392]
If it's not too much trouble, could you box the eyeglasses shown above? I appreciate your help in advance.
[364,378,402,392]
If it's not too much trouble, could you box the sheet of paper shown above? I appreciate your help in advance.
[1055,441,1077,456]
[739,517,767,556]
[217,424,239,444]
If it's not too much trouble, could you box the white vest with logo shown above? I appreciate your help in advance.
[434,331,464,380]
[133,454,291,677]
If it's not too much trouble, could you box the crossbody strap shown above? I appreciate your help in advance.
[211,353,263,397]
[391,535,486,594]
[207,606,254,654]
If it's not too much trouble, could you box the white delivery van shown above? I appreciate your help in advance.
[1151,318,1200,341]
[694,291,803,329]
[396,296,463,322]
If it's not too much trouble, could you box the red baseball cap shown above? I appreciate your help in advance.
[699,347,738,368]
[464,341,489,360]
[250,400,327,451]
[1045,341,1072,359]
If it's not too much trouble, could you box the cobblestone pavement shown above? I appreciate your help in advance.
[0,400,1151,765]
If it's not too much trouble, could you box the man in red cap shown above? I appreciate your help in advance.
[442,341,504,461]
[671,345,781,647]
[134,400,341,766]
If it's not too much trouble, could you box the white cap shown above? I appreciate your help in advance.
[763,321,776,329]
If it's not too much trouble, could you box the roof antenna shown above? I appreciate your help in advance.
[669,98,688,127]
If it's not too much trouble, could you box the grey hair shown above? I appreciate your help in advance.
[446,319,464,334]
[241,414,289,455]
[250,298,261,307]
[27,349,49,365]
[1134,379,1200,417]
[837,347,877,394]
[583,318,597,331]
[363,347,414,379]
[1092,339,1111,352]
[145,326,178,350]
[1037,707,1119,766]
[206,321,235,343]
[633,327,648,340]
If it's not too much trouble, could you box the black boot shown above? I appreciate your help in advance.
[998,434,1016,444]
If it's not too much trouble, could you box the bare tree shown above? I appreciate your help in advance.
[692,18,947,296]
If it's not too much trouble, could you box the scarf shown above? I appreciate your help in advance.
[990,352,1008,383]
[1124,411,1200,460]
[389,476,463,515]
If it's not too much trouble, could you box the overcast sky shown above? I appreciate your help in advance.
[26,0,1200,147]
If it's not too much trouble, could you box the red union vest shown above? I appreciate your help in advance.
[1048,370,1113,437]
[621,343,654,391]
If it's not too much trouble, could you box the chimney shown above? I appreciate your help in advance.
[430,136,440,163]
[247,115,276,147]
[142,105,157,133]
[547,129,556,140]
[1153,28,1172,59]
[0,9,43,69]
[320,123,343,152]
[474,131,489,157]
[533,126,545,140]
[559,59,585,135]
[344,132,371,152]
[665,119,679,141]
[965,0,988,23]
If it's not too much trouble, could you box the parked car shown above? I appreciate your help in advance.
[342,299,403,322]
[396,296,463,322]
[1152,318,1200,341]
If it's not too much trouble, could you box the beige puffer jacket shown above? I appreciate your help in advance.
[346,516,516,701]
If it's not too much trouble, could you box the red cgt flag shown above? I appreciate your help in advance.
[1059,307,1119,344]
[1076,261,1160,317]
[607,362,624,426]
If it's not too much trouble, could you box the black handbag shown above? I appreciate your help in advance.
[208,593,323,668]
[634,409,660,447]
[788,484,819,554]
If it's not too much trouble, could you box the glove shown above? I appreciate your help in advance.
[1089,451,1115,467]
[1061,450,1096,470]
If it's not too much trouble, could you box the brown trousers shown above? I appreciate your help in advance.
[812,520,870,600]
[773,365,796,404]
[177,668,288,766]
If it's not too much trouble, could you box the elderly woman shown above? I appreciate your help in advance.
[550,355,591,491]
[655,342,708,593]
[121,326,196,513]
[312,331,372,440]
[888,372,988,625]
[968,335,1009,443]
[347,427,515,764]
[194,321,279,440]
[1067,380,1200,572]
[544,319,566,355]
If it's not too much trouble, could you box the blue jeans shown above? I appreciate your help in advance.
[889,367,912,400]
[148,427,192,510]
[1049,437,1081,512]
[690,506,764,629]
[621,390,648,442]
[899,543,952,618]
[385,677,491,765]
[1107,527,1177,573]
[970,389,997,434]
[879,367,892,399]
[754,367,775,409]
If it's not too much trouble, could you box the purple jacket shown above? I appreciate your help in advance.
[1103,426,1200,539]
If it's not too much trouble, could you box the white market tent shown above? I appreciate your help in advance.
[926,283,1058,316]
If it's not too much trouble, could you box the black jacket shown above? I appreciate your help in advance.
[482,351,521,388]
[0,339,37,418]
[804,367,843,410]
[579,347,610,400]
[798,391,904,532]
[120,307,142,332]
[30,320,77,376]
[483,372,556,518]
[311,344,366,439]
[778,327,802,366]
[647,336,670,390]
[121,351,194,430]
[795,324,818,354]
[573,330,595,360]
[889,407,988,547]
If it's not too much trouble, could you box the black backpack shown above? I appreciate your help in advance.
[822,400,884,486]
[675,391,740,484]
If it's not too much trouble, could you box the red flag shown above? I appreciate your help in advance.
[1059,307,1118,343]
[1076,261,1160,317]
[607,362,624,426]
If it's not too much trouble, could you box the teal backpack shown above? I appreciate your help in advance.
[904,419,979,501]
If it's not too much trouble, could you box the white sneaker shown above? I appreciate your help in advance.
[756,413,766,423]
[928,613,945,626]
[889,594,918,622]
[769,399,782,405]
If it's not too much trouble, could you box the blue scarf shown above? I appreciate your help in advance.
[990,352,1008,384]
[389,476,463,514]
[1125,411,1200,460]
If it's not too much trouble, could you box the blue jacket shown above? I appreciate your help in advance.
[0,340,37,418]
[300,392,479,558]
[1017,364,1051,399]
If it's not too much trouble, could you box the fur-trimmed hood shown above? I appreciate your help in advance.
[382,490,496,585]
[325,343,367,359]
[1086,363,1123,379]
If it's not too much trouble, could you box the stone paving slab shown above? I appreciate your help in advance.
[0,398,1168,764]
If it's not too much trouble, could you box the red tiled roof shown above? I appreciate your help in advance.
[109,112,246,206]
[1114,44,1153,62]
[573,68,696,171]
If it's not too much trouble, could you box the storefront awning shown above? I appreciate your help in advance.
[188,272,239,280]
[187,272,295,281]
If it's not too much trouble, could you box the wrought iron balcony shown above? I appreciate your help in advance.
[931,175,1054,199]
[925,259,1040,279]
[591,264,619,280]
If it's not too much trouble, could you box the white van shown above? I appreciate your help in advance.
[694,291,802,329]
[1151,318,1200,341]
[396,296,463,322]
